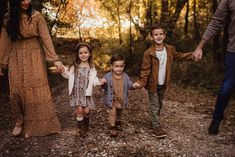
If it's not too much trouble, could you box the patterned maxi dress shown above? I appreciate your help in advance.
[0,11,61,136]
[70,66,94,109]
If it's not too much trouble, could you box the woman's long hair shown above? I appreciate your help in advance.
[6,0,33,42]
[0,0,8,34]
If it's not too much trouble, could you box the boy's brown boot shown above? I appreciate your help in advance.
[110,126,118,137]
[153,125,167,138]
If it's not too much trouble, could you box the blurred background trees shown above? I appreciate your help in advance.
[0,0,227,90]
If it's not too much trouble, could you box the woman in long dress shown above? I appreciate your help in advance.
[0,0,62,138]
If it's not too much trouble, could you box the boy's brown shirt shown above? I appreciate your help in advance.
[136,43,193,93]
[112,75,124,109]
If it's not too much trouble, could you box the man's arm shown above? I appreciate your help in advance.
[193,39,207,61]
[193,0,229,61]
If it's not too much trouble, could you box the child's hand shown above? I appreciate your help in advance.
[60,65,65,73]
[132,82,141,89]
[100,78,107,85]
[54,60,64,73]
[49,64,65,73]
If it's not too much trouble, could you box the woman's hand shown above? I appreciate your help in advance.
[54,61,64,73]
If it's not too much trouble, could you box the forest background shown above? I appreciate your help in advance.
[1,1,235,156]
[0,0,231,93]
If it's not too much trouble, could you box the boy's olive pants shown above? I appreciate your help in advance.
[148,85,165,128]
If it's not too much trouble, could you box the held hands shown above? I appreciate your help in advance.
[132,82,141,89]
[192,39,206,62]
[54,60,65,73]
[100,78,107,85]
[192,48,203,62]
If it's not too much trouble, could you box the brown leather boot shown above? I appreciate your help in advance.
[84,116,90,132]
[77,119,86,137]
[77,119,83,129]
[153,125,167,138]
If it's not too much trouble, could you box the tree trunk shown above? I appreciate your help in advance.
[50,0,63,34]
[117,0,122,44]
[140,0,153,47]
[100,0,122,44]
[31,0,43,12]
[129,0,132,56]
[78,25,83,41]
[193,0,200,41]
[0,0,8,33]
[145,0,153,27]
[184,1,189,35]
[160,0,169,28]
[167,0,188,38]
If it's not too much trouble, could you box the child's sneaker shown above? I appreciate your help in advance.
[153,126,167,138]
[110,126,118,137]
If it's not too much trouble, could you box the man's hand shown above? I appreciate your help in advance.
[193,48,203,62]
[193,39,207,62]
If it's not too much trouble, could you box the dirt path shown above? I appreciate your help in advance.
[0,75,235,157]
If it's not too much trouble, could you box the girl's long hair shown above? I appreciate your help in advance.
[7,0,34,42]
[74,43,93,67]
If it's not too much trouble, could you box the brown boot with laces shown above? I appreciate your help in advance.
[153,125,167,138]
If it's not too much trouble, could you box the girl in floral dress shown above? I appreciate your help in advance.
[61,43,104,137]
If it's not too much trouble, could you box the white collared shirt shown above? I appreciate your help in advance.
[156,46,167,85]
